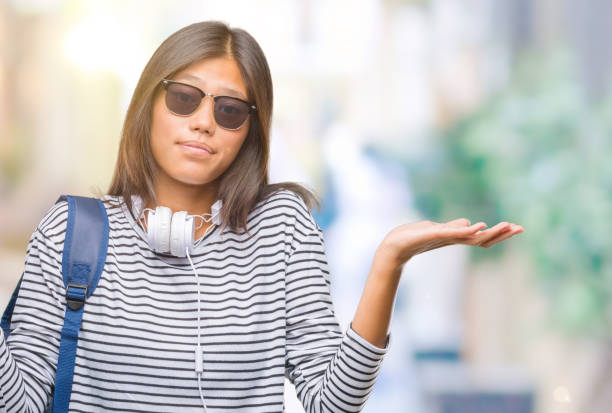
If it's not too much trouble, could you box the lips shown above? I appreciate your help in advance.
[179,141,214,155]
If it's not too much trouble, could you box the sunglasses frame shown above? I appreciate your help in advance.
[160,78,257,130]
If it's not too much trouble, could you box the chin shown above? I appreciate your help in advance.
[176,177,215,187]
[171,171,219,187]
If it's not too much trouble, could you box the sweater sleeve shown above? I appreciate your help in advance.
[284,226,390,412]
[0,203,68,413]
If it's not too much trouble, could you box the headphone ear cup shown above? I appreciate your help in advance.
[145,209,157,248]
[149,206,172,253]
[170,211,194,257]
[184,215,195,255]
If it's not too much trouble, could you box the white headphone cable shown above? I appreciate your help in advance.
[186,248,209,413]
[193,209,220,248]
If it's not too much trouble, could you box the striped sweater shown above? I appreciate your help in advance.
[0,190,389,412]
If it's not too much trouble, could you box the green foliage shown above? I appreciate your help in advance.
[406,51,612,337]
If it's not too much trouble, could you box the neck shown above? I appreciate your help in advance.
[142,172,222,241]
[150,186,218,216]
[146,176,219,216]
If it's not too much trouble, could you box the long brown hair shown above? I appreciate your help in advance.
[107,21,318,232]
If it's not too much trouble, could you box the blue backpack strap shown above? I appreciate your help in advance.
[1,274,23,338]
[51,195,109,413]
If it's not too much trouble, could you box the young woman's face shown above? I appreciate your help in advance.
[150,56,250,190]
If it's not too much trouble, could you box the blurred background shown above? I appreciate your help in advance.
[1,0,611,412]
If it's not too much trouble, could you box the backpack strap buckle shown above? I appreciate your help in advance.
[66,283,88,311]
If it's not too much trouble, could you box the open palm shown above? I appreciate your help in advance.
[377,218,524,268]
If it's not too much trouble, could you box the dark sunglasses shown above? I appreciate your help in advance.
[160,79,257,130]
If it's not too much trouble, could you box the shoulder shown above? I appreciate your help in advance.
[36,195,121,246]
[248,189,320,235]
[36,198,70,244]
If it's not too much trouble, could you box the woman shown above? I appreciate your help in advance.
[0,21,523,412]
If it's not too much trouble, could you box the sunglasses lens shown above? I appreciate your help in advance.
[214,97,250,129]
[165,83,201,115]
[163,80,253,129]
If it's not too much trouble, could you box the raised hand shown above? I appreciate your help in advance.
[352,218,524,348]
[375,218,524,270]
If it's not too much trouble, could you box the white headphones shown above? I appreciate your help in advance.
[140,200,222,257]
[133,197,219,411]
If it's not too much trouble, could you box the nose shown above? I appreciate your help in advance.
[189,95,216,135]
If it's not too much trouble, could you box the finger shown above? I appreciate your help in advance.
[488,221,511,231]
[440,222,488,245]
[470,222,488,231]
[481,225,524,247]
[460,222,523,246]
[474,221,510,235]
[478,222,524,246]
[478,222,524,237]
[469,222,511,245]
[481,227,521,247]
[453,221,488,235]
[481,234,510,248]
[445,218,471,227]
